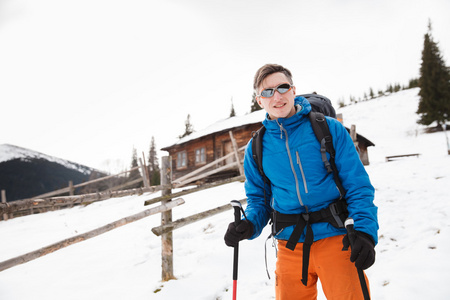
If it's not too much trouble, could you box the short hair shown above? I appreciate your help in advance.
[253,64,293,91]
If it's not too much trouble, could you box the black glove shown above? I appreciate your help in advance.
[224,219,254,247]
[342,230,376,270]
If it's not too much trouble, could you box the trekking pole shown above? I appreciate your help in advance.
[230,200,242,300]
[345,218,371,300]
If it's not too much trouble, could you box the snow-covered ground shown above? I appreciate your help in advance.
[1,88,449,299]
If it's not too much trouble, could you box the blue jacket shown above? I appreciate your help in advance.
[244,96,378,244]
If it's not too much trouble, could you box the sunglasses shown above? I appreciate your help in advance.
[257,83,293,98]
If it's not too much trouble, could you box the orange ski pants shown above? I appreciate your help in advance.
[275,235,370,300]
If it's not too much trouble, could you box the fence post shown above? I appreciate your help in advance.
[229,131,244,176]
[350,124,358,147]
[1,190,7,221]
[160,156,175,281]
[139,158,150,188]
[69,181,74,196]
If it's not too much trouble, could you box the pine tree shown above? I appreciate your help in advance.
[230,98,236,117]
[369,88,375,99]
[148,136,160,186]
[387,84,394,94]
[350,95,356,104]
[128,147,141,187]
[417,20,450,128]
[179,114,194,139]
[250,91,262,112]
[408,78,419,89]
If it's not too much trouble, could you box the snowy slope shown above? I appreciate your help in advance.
[0,89,449,299]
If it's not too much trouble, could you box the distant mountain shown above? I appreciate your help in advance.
[0,144,95,201]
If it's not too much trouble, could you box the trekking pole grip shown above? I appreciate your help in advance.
[231,200,242,226]
[345,218,371,300]
[344,218,356,245]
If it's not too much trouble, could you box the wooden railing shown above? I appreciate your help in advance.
[0,148,248,282]
[0,158,151,219]
[0,157,246,278]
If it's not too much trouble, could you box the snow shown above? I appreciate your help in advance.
[1,88,450,299]
[0,144,92,175]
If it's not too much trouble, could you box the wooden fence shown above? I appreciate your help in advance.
[0,157,151,219]
[0,154,247,281]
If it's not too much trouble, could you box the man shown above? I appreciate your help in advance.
[224,64,378,299]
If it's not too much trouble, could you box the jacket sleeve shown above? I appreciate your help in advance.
[243,139,273,240]
[328,118,379,244]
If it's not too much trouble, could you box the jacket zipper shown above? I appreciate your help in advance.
[277,121,308,213]
[296,151,309,194]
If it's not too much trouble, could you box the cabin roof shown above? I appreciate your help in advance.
[161,110,265,150]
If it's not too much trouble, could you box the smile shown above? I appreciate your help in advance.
[274,103,286,108]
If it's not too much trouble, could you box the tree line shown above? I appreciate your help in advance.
[337,79,420,108]
[83,137,161,193]
[128,136,161,187]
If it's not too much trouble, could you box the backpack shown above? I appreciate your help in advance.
[251,93,348,286]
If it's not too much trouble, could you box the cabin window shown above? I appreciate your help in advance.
[195,147,206,165]
[177,151,187,169]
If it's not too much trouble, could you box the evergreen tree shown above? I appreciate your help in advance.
[148,136,160,186]
[387,84,394,94]
[408,78,419,89]
[417,20,450,128]
[349,95,356,104]
[250,91,262,112]
[369,88,375,99]
[179,114,194,139]
[230,98,236,117]
[128,147,141,187]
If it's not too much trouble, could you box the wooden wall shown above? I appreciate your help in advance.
[164,123,262,180]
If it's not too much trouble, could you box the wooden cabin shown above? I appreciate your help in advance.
[161,110,374,186]
[161,111,265,185]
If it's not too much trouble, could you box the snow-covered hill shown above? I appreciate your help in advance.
[0,144,95,200]
[0,89,449,299]
[0,144,93,175]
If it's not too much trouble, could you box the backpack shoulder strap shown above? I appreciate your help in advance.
[251,126,269,184]
[308,111,346,199]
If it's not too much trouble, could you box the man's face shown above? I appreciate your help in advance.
[257,72,296,120]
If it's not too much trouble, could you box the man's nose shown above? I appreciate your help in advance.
[273,90,283,100]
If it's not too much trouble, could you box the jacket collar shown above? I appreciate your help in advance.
[262,96,311,132]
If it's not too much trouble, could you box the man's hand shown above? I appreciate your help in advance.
[224,219,254,247]
[343,231,375,269]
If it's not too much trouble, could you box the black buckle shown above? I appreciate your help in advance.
[301,213,310,222]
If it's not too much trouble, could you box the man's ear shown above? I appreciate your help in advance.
[257,97,264,109]
[292,86,296,96]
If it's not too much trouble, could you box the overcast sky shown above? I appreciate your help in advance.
[1,0,449,173]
